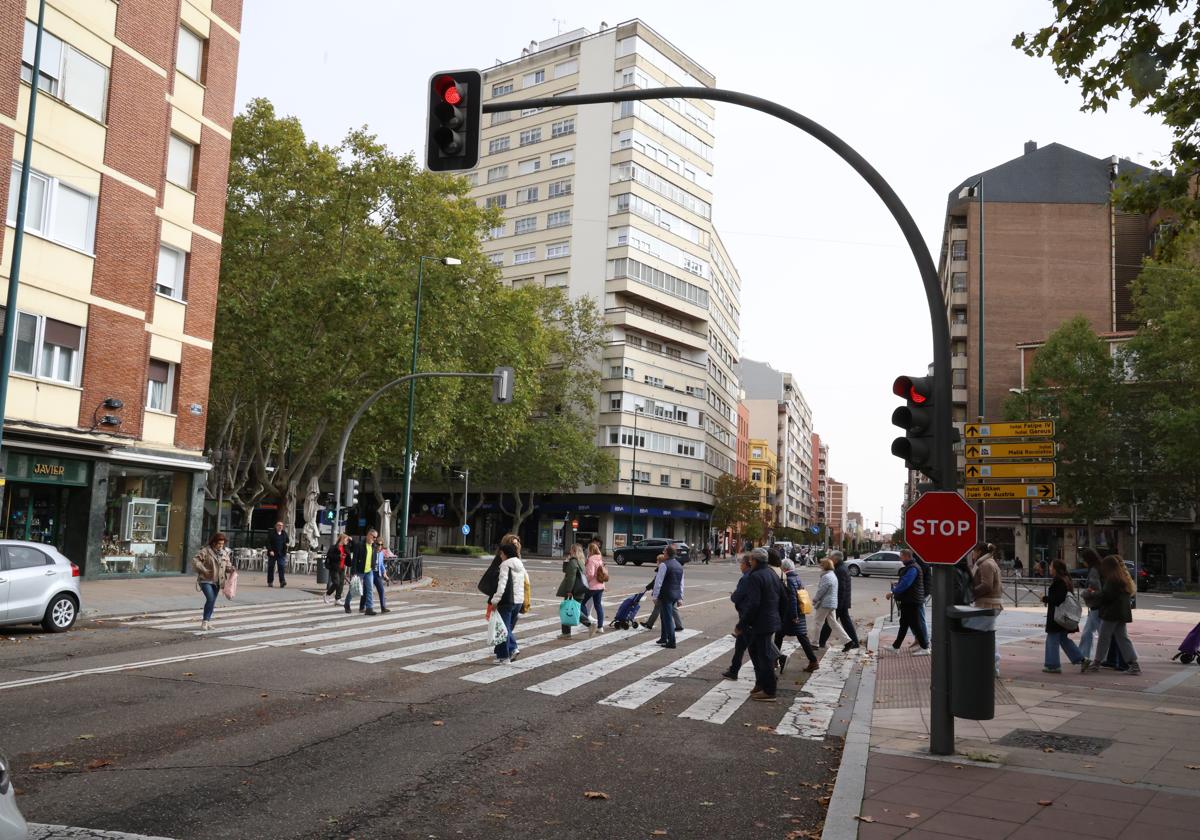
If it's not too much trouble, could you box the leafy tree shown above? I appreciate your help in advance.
[1003,316,1124,546]
[1014,2,1200,223]
[710,474,761,535]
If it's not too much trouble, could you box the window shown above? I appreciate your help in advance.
[544,272,567,288]
[609,366,623,378]
[491,111,512,126]
[516,186,538,204]
[176,26,204,81]
[167,135,195,189]
[659,474,671,486]
[487,165,508,183]
[609,394,623,411]
[545,240,569,259]
[7,162,97,252]
[548,179,572,198]
[513,247,535,265]
[551,118,575,137]
[550,150,573,167]
[952,308,967,324]
[488,136,511,154]
[633,470,650,484]
[156,245,186,299]
[487,253,503,267]
[951,271,967,291]
[623,366,634,380]
[147,359,176,413]
[484,193,507,209]
[517,158,541,175]
[554,59,578,78]
[676,442,696,457]
[6,545,50,569]
[6,311,82,384]
[515,216,537,234]
[950,240,967,260]
[522,69,545,87]
[547,209,570,228]
[492,80,514,96]
[21,21,110,121]
[952,369,966,387]
[520,106,543,117]
[627,334,643,347]
[644,375,663,387]
[486,223,505,239]
[519,128,542,146]
[751,469,762,481]
[679,477,692,489]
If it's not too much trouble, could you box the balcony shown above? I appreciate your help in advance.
[607,306,708,351]
[951,354,969,370]
[949,290,968,307]
[950,322,969,338]
[952,387,969,404]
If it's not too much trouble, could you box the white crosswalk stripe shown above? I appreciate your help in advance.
[348,617,561,664]
[260,610,482,648]
[403,626,576,673]
[462,627,635,685]
[149,602,337,630]
[106,598,319,622]
[679,640,799,725]
[527,630,700,696]
[216,605,461,640]
[301,613,499,655]
[600,636,735,709]
[774,648,858,739]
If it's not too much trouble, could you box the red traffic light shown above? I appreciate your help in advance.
[434,75,463,105]
[892,375,929,404]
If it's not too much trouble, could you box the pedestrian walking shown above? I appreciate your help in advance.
[344,528,387,616]
[811,557,851,649]
[193,532,233,631]
[266,520,289,588]
[734,548,790,702]
[639,548,683,633]
[910,548,932,643]
[969,543,1004,675]
[652,546,685,649]
[488,542,526,663]
[1084,554,1141,675]
[1042,559,1083,672]
[818,550,860,650]
[722,553,754,680]
[1012,555,1024,576]
[556,543,589,637]
[887,551,929,654]
[580,540,608,635]
[1076,547,1104,669]
[359,531,389,611]
[324,533,351,604]
[777,558,819,673]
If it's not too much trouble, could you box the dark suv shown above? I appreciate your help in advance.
[613,538,691,566]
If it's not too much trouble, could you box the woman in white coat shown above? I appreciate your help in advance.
[810,557,850,647]
[488,542,527,663]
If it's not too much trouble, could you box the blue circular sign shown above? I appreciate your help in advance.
[461,524,471,536]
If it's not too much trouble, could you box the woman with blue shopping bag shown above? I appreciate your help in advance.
[556,543,589,638]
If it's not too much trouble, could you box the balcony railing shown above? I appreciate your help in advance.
[605,340,708,370]
[606,306,706,339]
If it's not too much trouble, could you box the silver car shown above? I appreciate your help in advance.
[845,550,903,577]
[0,541,82,632]
[0,751,28,840]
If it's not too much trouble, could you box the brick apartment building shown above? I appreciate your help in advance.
[1,0,242,578]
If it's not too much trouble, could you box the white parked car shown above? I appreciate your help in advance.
[0,541,82,632]
[845,550,903,578]
[0,750,28,840]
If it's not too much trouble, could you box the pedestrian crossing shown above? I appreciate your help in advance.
[118,598,863,740]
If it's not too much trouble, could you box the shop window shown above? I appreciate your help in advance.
[147,359,176,413]
[104,468,191,574]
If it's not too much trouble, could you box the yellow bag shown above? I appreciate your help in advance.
[796,588,813,616]
[521,573,532,614]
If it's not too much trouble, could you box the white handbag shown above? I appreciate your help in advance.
[1053,590,1082,631]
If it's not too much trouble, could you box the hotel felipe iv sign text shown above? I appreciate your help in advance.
[2,453,90,486]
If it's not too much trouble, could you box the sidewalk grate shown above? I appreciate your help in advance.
[874,648,1016,709]
[994,728,1113,755]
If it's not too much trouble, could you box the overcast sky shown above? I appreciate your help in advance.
[233,0,1171,530]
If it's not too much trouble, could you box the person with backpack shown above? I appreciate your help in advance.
[811,557,851,648]
[555,543,589,638]
[581,540,608,634]
[776,558,819,673]
[488,542,526,663]
[886,552,929,654]
[1042,559,1083,673]
[818,550,860,651]
[734,548,789,702]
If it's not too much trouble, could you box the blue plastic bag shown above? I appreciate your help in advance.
[559,597,581,627]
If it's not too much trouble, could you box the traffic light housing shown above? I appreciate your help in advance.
[492,365,514,404]
[344,478,360,508]
[426,70,482,172]
[891,375,937,479]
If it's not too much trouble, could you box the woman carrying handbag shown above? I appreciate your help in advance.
[1041,559,1083,673]
[582,540,608,634]
[556,543,589,638]
[193,533,233,631]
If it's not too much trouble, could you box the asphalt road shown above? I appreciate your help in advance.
[0,558,895,840]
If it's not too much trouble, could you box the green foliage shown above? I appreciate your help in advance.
[1014,2,1200,225]
[436,545,488,556]
[710,474,761,532]
[742,518,765,542]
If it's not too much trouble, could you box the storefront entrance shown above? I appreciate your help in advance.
[5,483,70,544]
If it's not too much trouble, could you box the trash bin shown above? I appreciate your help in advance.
[947,605,998,720]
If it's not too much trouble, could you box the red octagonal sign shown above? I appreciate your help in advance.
[904,491,978,565]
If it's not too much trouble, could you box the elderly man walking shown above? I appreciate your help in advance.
[735,548,790,701]
[818,550,860,651]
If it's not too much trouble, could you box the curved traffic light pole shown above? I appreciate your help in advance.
[486,87,957,754]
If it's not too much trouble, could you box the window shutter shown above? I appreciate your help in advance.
[148,359,170,383]
[43,318,81,350]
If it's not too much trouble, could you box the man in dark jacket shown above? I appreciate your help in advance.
[819,550,860,650]
[653,549,685,648]
[887,552,929,653]
[722,553,754,680]
[735,548,789,701]
[266,521,289,588]
[348,528,388,616]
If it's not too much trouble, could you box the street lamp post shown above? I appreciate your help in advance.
[959,177,986,541]
[628,403,643,546]
[398,256,461,557]
[454,468,470,545]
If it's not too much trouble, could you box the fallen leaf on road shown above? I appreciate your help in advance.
[1083,764,1095,768]
[29,763,53,770]
[51,761,72,767]
[486,812,508,819]
[583,791,609,800]
[432,720,444,726]
[259,693,269,698]
[699,801,714,806]
[1037,800,1053,806]
[905,812,920,819]
[1186,765,1200,770]
[1120,779,1136,784]
[651,832,668,837]
[764,747,779,754]
[854,815,876,823]
[1042,747,1055,753]
[77,734,94,740]
[85,759,113,770]
[756,725,774,732]
[765,771,778,776]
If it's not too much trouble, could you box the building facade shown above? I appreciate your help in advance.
[735,400,749,482]
[747,438,776,529]
[812,432,828,535]
[742,358,814,531]
[465,21,742,552]
[1,0,242,577]
[827,478,846,543]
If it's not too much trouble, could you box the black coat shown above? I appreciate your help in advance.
[1044,577,1077,633]
[349,539,379,575]
[325,543,349,571]
[833,561,852,609]
[735,564,788,635]
[266,530,288,559]
[1096,578,1134,623]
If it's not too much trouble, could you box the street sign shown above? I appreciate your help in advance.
[461,524,471,536]
[964,462,1056,480]
[963,420,1054,439]
[904,491,978,565]
[964,483,1055,500]
[964,441,1055,459]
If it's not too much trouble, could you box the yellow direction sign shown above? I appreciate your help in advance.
[964,483,1056,500]
[964,462,1056,480]
[964,441,1055,460]
[963,420,1054,439]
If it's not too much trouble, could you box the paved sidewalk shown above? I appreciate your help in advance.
[829,605,1200,839]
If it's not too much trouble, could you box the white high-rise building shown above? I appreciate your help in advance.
[468,21,742,552]
[742,359,815,532]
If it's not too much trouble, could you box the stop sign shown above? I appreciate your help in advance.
[904,491,977,565]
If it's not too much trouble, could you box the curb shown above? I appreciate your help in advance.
[821,614,884,840]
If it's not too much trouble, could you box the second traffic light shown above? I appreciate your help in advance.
[344,477,360,507]
[426,70,482,172]
[890,375,937,480]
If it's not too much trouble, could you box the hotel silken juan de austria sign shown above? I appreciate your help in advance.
[962,421,1056,500]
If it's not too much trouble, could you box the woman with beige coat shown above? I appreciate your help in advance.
[193,532,233,631]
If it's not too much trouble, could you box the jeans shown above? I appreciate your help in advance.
[267,554,287,586]
[917,602,929,643]
[200,582,219,621]
[325,568,345,599]
[811,607,850,646]
[728,632,750,675]
[818,604,860,647]
[1045,632,1083,668]
[1096,620,1138,664]
[776,626,817,663]
[494,603,520,659]
[894,602,929,649]
[345,571,376,611]
[643,599,682,631]
[359,569,386,611]
[580,589,605,625]
[748,632,777,696]
[1078,609,1102,659]
[657,599,678,646]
